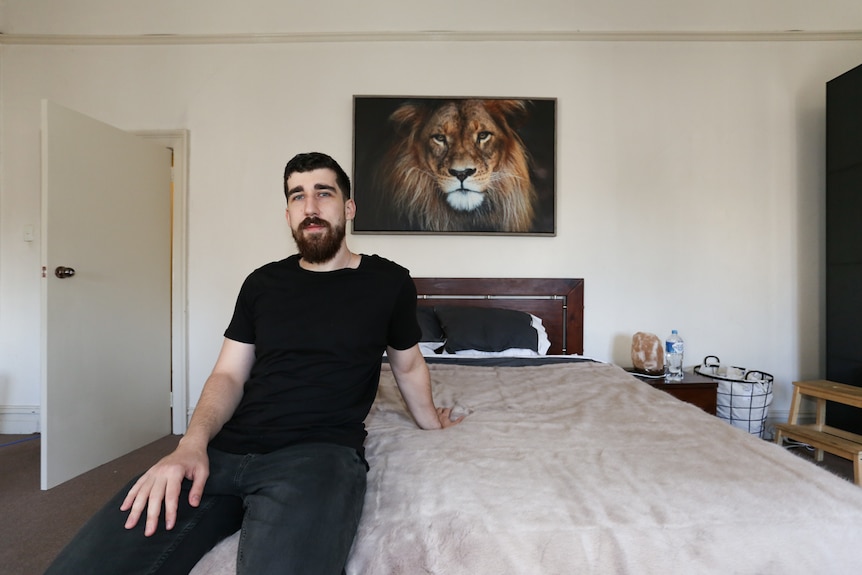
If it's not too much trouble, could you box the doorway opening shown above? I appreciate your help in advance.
[135,130,189,435]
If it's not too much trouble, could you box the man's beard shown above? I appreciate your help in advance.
[292,216,346,264]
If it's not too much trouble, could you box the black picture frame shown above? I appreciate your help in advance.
[352,96,556,235]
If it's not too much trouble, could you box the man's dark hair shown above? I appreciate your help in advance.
[283,152,351,201]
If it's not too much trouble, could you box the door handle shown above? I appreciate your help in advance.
[54,266,76,279]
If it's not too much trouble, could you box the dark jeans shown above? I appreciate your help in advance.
[45,442,367,575]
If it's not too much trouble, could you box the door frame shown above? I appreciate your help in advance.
[134,130,189,435]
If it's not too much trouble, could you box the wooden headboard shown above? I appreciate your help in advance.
[412,278,584,355]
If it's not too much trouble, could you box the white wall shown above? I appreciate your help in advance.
[2,1,862,430]
[2,0,861,35]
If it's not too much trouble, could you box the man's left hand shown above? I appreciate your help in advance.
[436,407,465,428]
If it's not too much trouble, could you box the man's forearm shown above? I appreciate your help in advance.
[179,373,245,450]
[180,338,254,450]
[388,348,442,429]
[398,376,443,429]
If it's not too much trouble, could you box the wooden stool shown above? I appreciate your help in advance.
[774,380,862,486]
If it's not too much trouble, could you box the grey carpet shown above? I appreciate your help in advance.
[0,434,180,575]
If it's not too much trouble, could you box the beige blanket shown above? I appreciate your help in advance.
[192,360,862,574]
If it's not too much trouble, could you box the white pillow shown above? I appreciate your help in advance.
[531,314,552,355]
[450,347,539,358]
[419,341,445,356]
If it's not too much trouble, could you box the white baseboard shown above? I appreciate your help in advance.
[0,405,41,434]
[760,409,816,441]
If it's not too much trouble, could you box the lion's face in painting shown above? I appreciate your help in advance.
[377,99,537,232]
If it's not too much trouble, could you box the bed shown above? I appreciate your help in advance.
[191,277,862,575]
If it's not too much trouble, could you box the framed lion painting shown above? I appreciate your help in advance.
[352,96,556,235]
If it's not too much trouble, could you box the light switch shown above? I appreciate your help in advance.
[23,225,34,242]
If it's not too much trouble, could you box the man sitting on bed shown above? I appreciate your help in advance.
[46,151,464,575]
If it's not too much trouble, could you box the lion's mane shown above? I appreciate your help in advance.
[373,99,537,233]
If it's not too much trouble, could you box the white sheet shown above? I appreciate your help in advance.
[192,360,862,574]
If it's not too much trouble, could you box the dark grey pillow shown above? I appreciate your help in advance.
[417,307,445,342]
[434,306,538,353]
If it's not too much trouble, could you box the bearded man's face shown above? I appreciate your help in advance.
[284,168,354,264]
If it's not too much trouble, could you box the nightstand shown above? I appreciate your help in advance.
[627,370,718,415]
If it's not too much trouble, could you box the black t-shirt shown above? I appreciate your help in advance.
[209,254,421,457]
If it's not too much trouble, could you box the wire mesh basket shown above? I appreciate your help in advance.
[694,355,774,438]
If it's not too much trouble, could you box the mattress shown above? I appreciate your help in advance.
[191,358,862,574]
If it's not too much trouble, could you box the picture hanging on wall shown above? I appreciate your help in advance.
[352,96,556,235]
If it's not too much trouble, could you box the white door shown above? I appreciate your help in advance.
[40,100,173,490]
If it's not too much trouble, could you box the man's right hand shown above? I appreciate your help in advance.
[120,338,253,537]
[119,441,210,537]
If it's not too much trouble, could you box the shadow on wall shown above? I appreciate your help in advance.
[0,373,8,407]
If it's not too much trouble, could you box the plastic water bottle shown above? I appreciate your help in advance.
[665,330,684,381]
